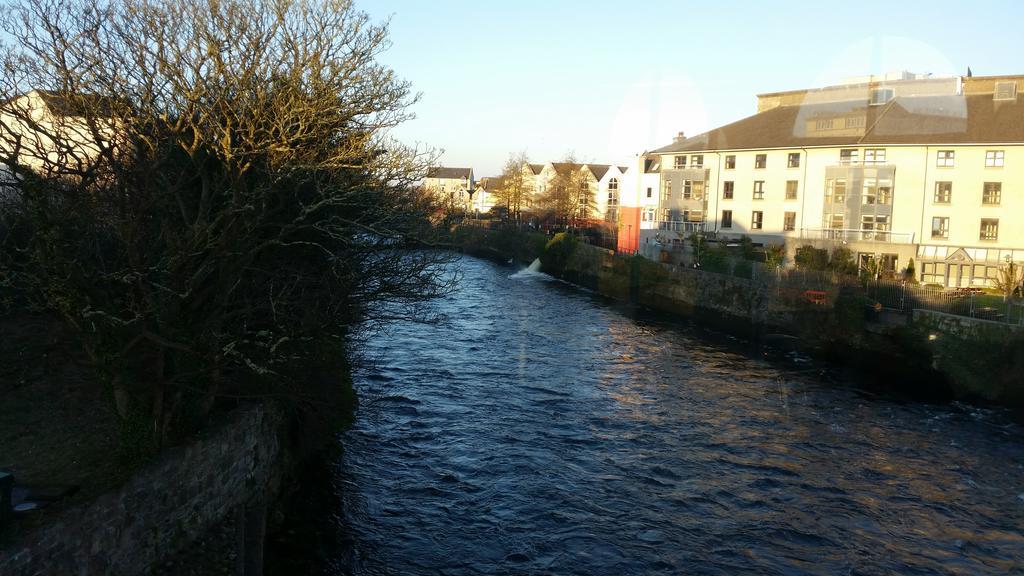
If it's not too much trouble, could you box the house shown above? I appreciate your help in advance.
[472,176,502,215]
[0,89,120,182]
[424,166,474,212]
[647,72,1024,287]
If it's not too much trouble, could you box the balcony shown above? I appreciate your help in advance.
[800,228,915,244]
[657,221,707,235]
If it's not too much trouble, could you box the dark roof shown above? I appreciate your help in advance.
[426,167,472,179]
[586,164,611,180]
[477,176,503,190]
[35,89,121,117]
[651,94,1024,153]
[618,165,629,173]
[550,162,584,176]
[527,163,544,175]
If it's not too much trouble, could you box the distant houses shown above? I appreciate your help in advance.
[438,71,1024,288]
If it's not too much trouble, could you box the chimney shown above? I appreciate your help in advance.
[672,131,686,144]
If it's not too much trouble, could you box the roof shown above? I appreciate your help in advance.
[550,162,584,176]
[651,93,1024,154]
[426,167,472,179]
[585,163,610,180]
[477,176,503,190]
[618,165,629,173]
[527,163,544,175]
[33,89,121,117]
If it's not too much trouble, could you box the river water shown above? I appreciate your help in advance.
[332,255,1024,575]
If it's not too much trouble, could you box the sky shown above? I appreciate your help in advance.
[363,0,1024,177]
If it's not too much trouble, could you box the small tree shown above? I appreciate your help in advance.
[764,244,785,268]
[794,245,829,271]
[829,247,858,276]
[994,261,1024,302]
[539,154,592,227]
[495,151,530,222]
[904,258,917,283]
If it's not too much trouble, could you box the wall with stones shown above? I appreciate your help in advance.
[0,404,283,576]
[913,309,1023,339]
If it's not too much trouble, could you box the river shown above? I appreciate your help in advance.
[330,255,1024,575]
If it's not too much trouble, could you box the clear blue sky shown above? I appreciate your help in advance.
[363,0,1024,177]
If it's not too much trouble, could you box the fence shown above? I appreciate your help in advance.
[867,280,1023,325]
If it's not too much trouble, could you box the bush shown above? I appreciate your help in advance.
[795,245,829,271]
[540,232,578,274]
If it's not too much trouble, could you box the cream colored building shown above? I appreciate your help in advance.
[0,89,119,181]
[647,73,1024,287]
[423,166,474,212]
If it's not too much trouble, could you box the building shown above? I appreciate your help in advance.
[424,166,474,212]
[0,89,119,181]
[472,176,502,215]
[646,73,1024,287]
[533,162,625,223]
[618,154,661,253]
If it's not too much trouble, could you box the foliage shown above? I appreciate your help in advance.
[700,246,729,274]
[0,0,453,450]
[737,235,756,260]
[828,247,858,275]
[794,245,829,271]
[495,152,530,222]
[764,244,785,268]
[993,261,1024,302]
[904,258,917,283]
[540,232,578,274]
[537,154,592,225]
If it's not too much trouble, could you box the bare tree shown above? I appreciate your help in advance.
[0,0,452,449]
[994,260,1024,303]
[495,151,530,221]
[539,154,592,227]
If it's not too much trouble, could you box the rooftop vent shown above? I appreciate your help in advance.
[672,131,686,144]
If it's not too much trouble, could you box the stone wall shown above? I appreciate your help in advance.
[0,404,283,576]
[912,309,1023,339]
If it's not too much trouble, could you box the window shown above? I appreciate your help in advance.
[751,211,763,230]
[845,116,866,128]
[982,182,1001,205]
[827,214,844,230]
[682,180,695,199]
[936,150,955,167]
[934,181,952,203]
[980,218,999,241]
[862,177,891,204]
[785,180,798,200]
[721,210,733,229]
[690,155,704,168]
[840,148,859,164]
[754,154,767,169]
[861,215,889,240]
[674,155,686,169]
[825,178,846,203]
[687,210,704,222]
[752,181,764,200]
[783,211,796,231]
[646,187,652,198]
[692,181,705,200]
[787,153,800,168]
[815,119,834,130]
[662,180,672,202]
[723,181,734,199]
[607,179,619,206]
[994,81,1017,101]
[985,150,1005,167]
[931,217,949,239]
[864,148,886,165]
[725,155,736,169]
[870,88,894,105]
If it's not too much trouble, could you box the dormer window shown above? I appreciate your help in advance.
[869,88,894,105]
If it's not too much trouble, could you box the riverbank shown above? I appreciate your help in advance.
[453,225,1024,413]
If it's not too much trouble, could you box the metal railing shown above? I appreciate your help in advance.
[656,221,707,234]
[799,228,915,244]
[867,280,1023,324]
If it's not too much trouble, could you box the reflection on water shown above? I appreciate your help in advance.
[334,255,1024,575]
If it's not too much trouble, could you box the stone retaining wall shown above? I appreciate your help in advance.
[913,309,1023,339]
[0,404,283,576]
